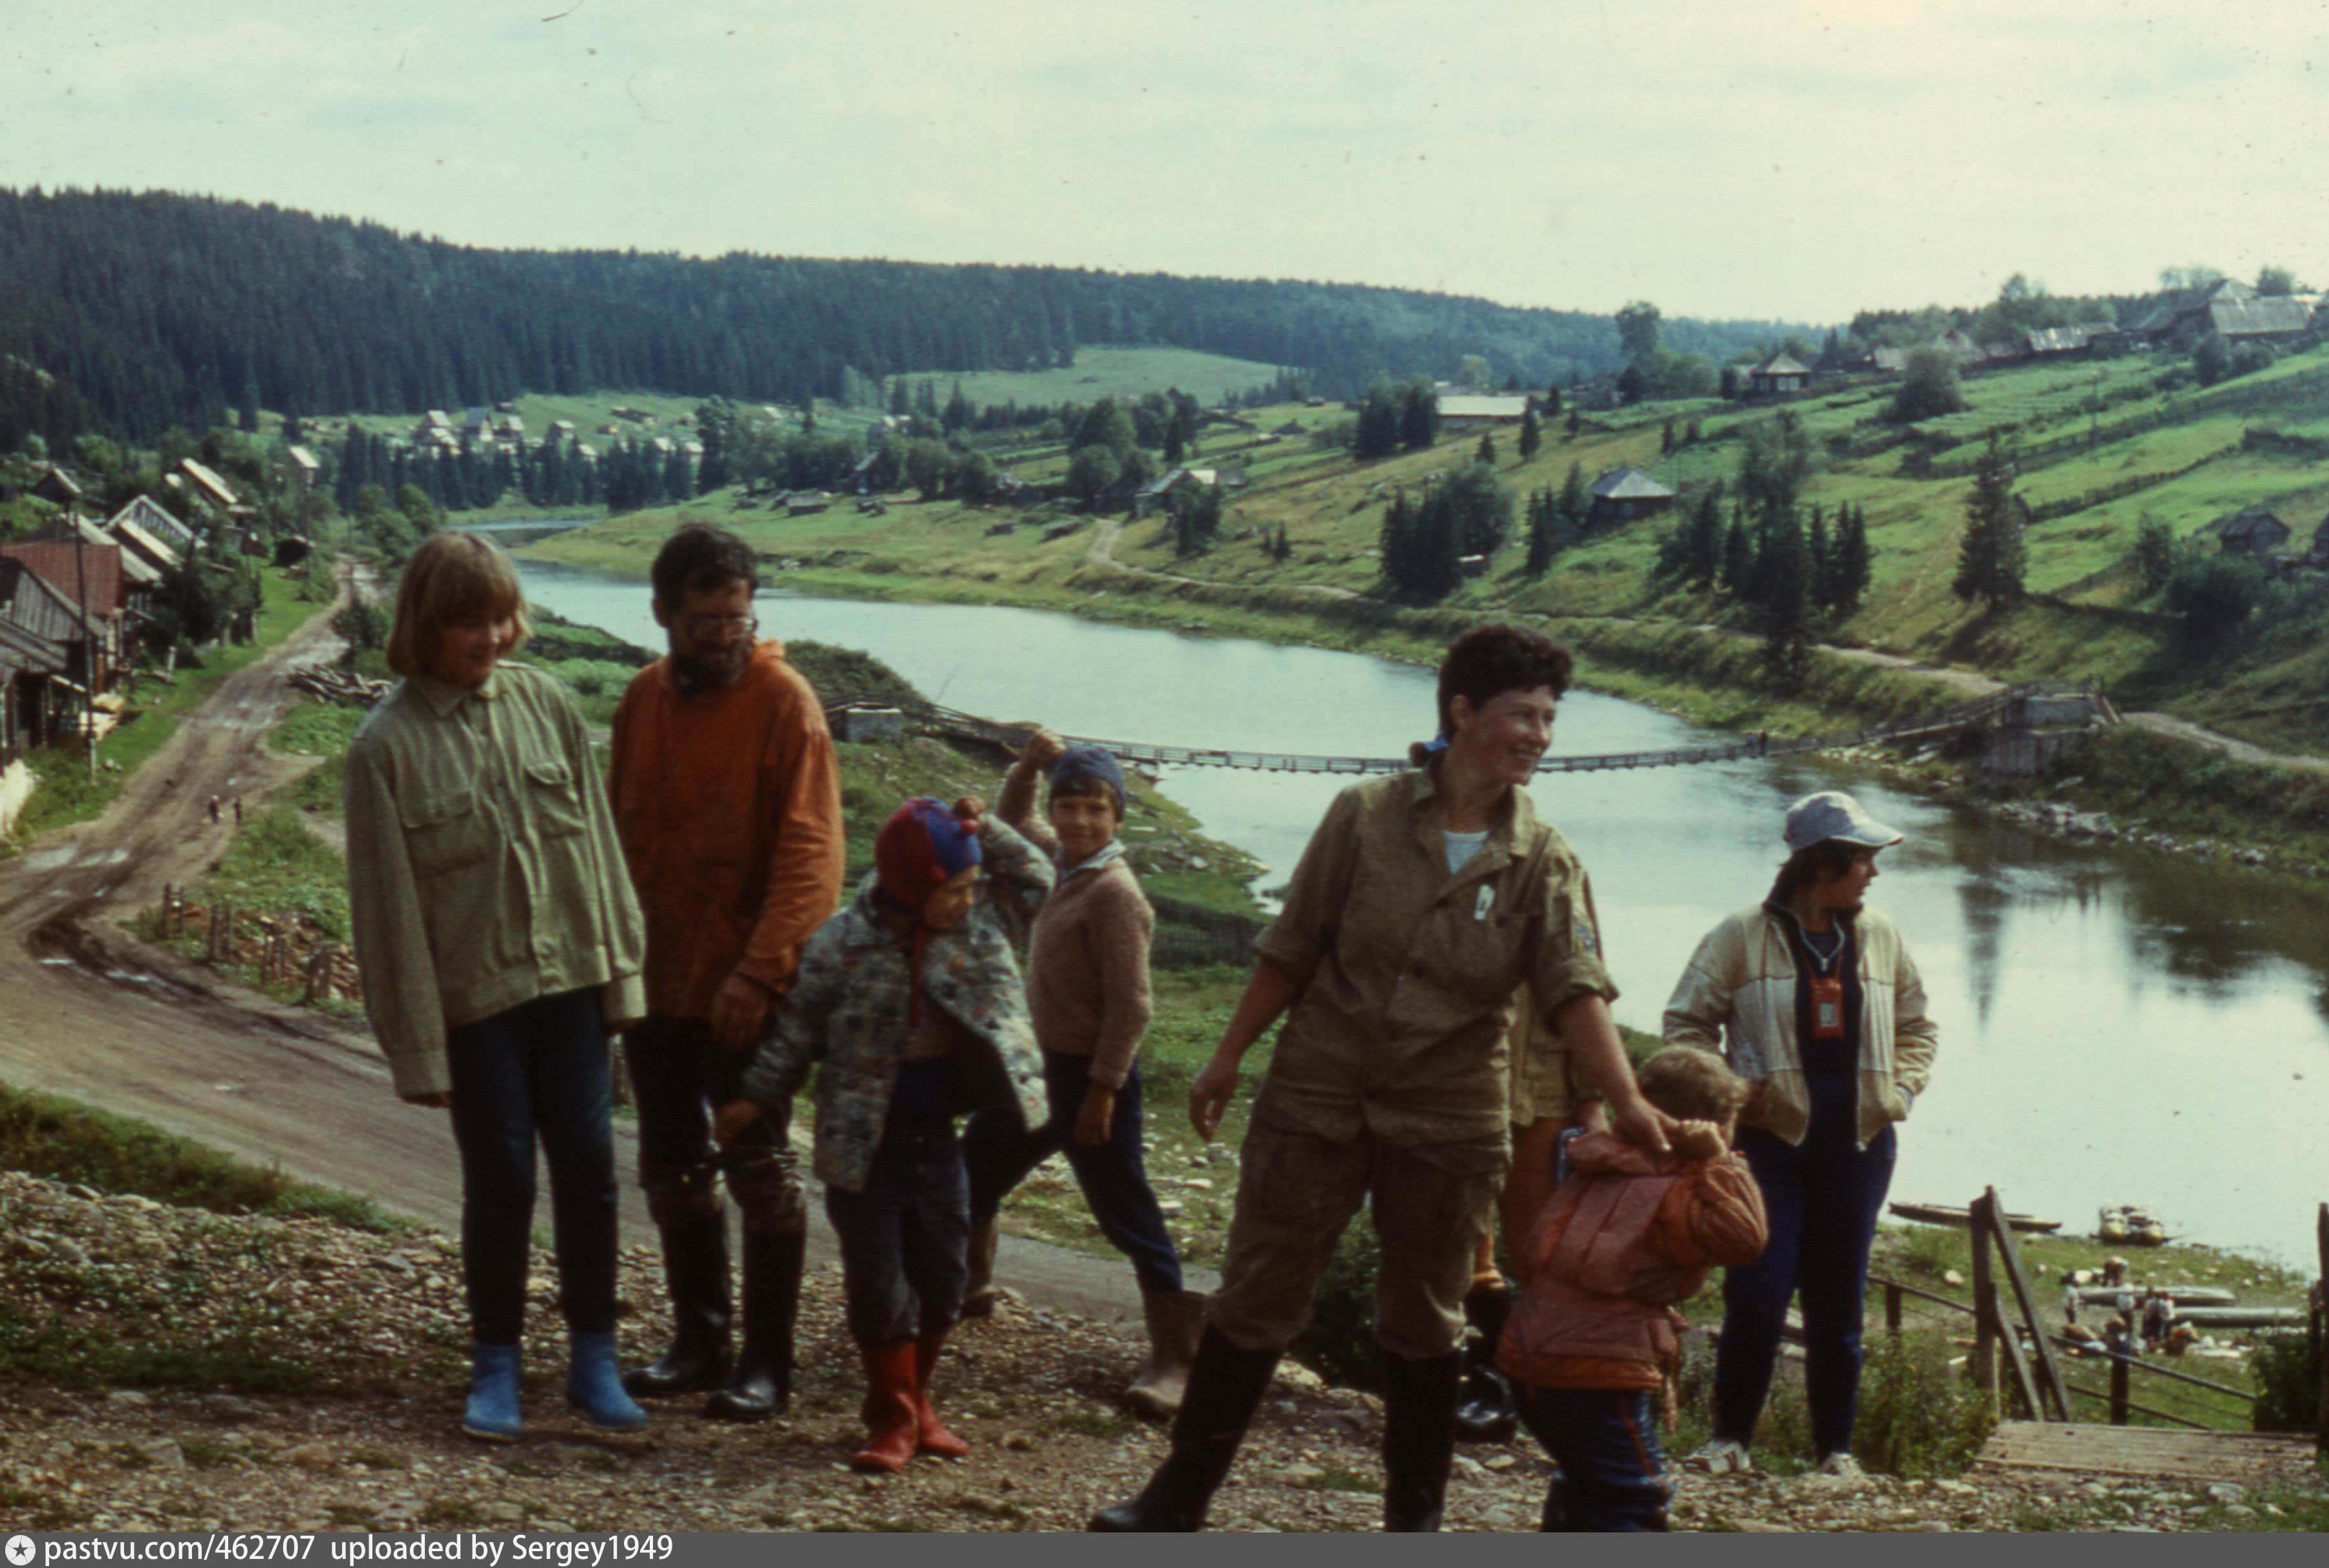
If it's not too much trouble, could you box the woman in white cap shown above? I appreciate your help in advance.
[1659,790,1937,1481]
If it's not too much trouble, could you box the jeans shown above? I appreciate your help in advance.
[1713,1073,1898,1457]
[824,1117,971,1346]
[1514,1385,1669,1532]
[626,1015,805,1236]
[963,1051,1183,1295]
[443,988,620,1344]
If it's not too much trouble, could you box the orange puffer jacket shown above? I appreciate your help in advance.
[1494,1133,1768,1391]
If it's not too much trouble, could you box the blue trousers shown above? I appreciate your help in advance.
[443,988,620,1344]
[1713,1073,1897,1458]
[962,1050,1183,1295]
[824,1118,971,1346]
[1515,1386,1669,1532]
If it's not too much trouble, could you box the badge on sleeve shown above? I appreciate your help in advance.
[1573,918,1600,956]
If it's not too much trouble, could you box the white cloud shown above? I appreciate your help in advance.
[5,1,2329,321]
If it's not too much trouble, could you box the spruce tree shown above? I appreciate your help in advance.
[1757,506,1812,685]
[1524,489,1559,575]
[1953,436,2026,607]
[1518,407,1542,462]
[1806,505,1832,610]
[1399,378,1439,451]
[1834,502,1872,614]
[1476,432,1497,466]
[1720,513,1753,596]
[1684,484,1724,586]
[1556,460,1589,540]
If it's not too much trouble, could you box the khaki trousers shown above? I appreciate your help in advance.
[1208,1110,1505,1361]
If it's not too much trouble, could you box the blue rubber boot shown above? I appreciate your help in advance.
[566,1331,649,1430]
[462,1341,524,1443]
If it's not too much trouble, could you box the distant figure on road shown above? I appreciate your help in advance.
[345,532,649,1444]
[206,795,220,824]
[606,523,844,1424]
[1664,789,1938,1483]
[232,797,243,826]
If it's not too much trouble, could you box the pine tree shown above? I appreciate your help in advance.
[1542,383,1563,417]
[1518,407,1542,463]
[1720,512,1753,595]
[1355,378,1401,459]
[1399,378,1439,451]
[1953,436,2026,607]
[1660,419,1675,455]
[1476,432,1497,466]
[1684,484,1724,586]
[1556,460,1589,540]
[1833,502,1873,615]
[1806,505,1832,610]
[1756,506,1812,685]
[1524,489,1561,575]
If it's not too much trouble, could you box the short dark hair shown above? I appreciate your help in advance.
[1635,1047,1752,1122]
[651,523,758,607]
[1434,623,1572,738]
[1774,839,1873,901]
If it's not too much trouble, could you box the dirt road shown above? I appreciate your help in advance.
[0,579,1174,1324]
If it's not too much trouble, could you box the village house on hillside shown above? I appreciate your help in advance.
[0,554,109,753]
[1748,354,1812,396]
[1,536,138,680]
[1436,394,1532,425]
[2202,506,2293,559]
[29,466,83,508]
[1587,468,1677,529]
[107,495,195,552]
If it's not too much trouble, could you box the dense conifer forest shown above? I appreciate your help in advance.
[0,188,1798,448]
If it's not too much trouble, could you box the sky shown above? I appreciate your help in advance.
[6,1,2329,327]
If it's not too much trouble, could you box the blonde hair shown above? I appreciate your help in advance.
[1635,1047,1752,1122]
[385,532,530,678]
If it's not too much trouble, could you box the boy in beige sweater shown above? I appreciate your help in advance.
[961,729,1202,1415]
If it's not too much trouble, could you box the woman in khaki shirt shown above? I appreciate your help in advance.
[346,533,649,1444]
[1093,623,1671,1534]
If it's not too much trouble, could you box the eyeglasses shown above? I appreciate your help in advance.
[683,615,758,640]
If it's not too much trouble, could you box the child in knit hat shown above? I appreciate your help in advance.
[718,794,1053,1472]
[963,730,1201,1417]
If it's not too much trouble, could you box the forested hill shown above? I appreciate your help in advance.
[0,188,1802,444]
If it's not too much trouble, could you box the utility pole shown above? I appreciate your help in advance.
[70,504,97,777]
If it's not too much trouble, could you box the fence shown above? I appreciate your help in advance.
[153,884,359,1005]
[2019,441,2242,525]
[1148,893,1265,969]
[1915,361,2329,480]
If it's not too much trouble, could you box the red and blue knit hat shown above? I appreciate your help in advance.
[874,797,983,914]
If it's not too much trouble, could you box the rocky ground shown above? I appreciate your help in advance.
[0,1169,2313,1534]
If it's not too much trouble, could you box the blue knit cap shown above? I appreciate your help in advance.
[1049,745,1127,811]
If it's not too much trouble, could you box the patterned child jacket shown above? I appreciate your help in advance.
[738,817,1053,1193]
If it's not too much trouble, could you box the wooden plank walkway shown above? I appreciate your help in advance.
[1977,1423,2322,1487]
[830,680,2092,777]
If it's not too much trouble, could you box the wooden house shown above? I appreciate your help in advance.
[177,458,244,519]
[1,539,133,680]
[1748,354,1812,396]
[1586,468,1677,529]
[2201,506,2292,558]
[108,495,195,552]
[286,445,321,488]
[30,466,84,507]
[1437,394,1531,424]
[0,555,107,724]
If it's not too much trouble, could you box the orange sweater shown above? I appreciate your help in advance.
[608,640,846,1018]
[1496,1133,1766,1392]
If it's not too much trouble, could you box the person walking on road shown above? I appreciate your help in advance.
[1662,790,1938,1481]
[1091,623,1671,1534]
[607,524,844,1423]
[345,532,649,1443]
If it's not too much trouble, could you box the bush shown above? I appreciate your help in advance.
[2165,553,2267,636]
[2249,1329,2323,1433]
[1852,1333,1997,1476]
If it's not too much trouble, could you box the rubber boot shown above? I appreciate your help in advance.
[960,1216,1002,1319]
[1089,1325,1281,1532]
[462,1341,523,1443]
[1453,1286,1518,1443]
[850,1341,921,1474]
[623,1211,733,1399]
[1123,1289,1207,1419]
[912,1333,972,1458]
[703,1227,804,1422]
[1380,1349,1462,1532]
[566,1330,649,1431]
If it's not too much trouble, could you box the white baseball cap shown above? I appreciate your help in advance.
[1783,790,1904,854]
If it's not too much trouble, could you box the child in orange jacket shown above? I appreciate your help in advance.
[1495,1048,1768,1531]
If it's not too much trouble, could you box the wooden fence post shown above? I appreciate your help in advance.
[1885,1282,1904,1338]
[2110,1349,2131,1427]
[2315,1201,2328,1455]
[1986,1185,2074,1422]
[1971,1195,1999,1402]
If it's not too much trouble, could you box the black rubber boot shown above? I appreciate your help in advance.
[622,1211,732,1399]
[1453,1287,1518,1443]
[703,1227,805,1423]
[1381,1349,1463,1532]
[1089,1325,1280,1532]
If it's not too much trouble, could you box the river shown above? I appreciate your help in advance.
[517,559,2329,1266]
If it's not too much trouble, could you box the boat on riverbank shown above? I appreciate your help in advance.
[1888,1201,2062,1234]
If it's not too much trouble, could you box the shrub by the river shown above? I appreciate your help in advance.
[2249,1329,2324,1434]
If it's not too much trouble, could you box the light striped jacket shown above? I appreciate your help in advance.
[1660,901,1937,1148]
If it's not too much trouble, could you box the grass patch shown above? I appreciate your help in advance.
[195,805,352,938]
[0,1080,405,1232]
